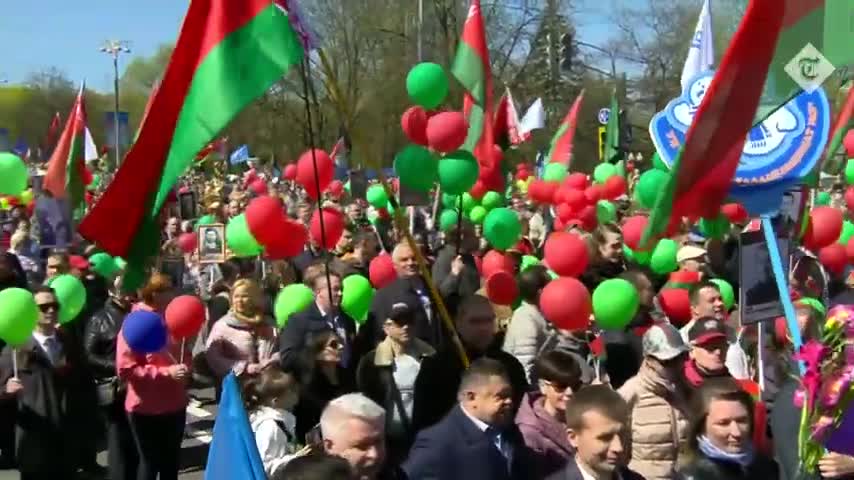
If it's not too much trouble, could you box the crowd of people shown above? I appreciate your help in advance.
[0,167,853,480]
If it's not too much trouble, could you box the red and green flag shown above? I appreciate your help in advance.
[79,0,307,275]
[452,0,497,172]
[546,90,585,165]
[44,84,88,213]
[822,84,854,170]
[642,0,791,244]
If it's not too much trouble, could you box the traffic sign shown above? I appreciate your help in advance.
[598,108,610,125]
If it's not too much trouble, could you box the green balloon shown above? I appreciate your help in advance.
[469,205,487,224]
[48,274,87,324]
[406,62,449,110]
[710,278,735,310]
[0,288,38,346]
[394,145,438,192]
[816,191,831,206]
[274,284,314,328]
[461,193,477,213]
[367,185,389,209]
[481,191,502,210]
[520,255,540,272]
[196,215,217,229]
[483,207,521,250]
[699,215,731,239]
[840,220,854,245]
[652,151,668,171]
[649,239,678,275]
[592,163,618,184]
[89,252,119,279]
[115,257,127,271]
[845,159,854,185]
[543,163,568,182]
[593,279,640,330]
[442,193,459,209]
[623,245,650,266]
[596,200,617,224]
[0,153,28,196]
[344,180,351,193]
[341,275,374,325]
[437,150,479,195]
[439,209,459,232]
[635,169,670,209]
[798,297,826,316]
[226,213,263,257]
[367,210,379,226]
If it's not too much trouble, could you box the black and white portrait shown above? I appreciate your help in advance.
[198,224,225,264]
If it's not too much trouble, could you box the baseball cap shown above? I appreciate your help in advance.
[677,245,707,263]
[642,323,689,360]
[69,255,90,271]
[388,302,415,324]
[687,317,728,346]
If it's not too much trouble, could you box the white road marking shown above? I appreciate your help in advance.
[186,404,212,419]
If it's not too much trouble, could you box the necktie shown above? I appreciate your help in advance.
[44,337,61,365]
[486,427,512,468]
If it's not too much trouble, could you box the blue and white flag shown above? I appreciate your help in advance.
[680,0,714,91]
[204,374,266,480]
[230,144,250,165]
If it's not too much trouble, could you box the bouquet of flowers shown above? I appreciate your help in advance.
[796,305,854,472]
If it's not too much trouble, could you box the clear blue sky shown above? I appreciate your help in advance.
[1,2,187,92]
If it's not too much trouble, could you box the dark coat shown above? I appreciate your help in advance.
[293,366,355,442]
[770,378,818,480]
[361,276,446,352]
[412,344,528,432]
[677,453,779,480]
[431,246,480,317]
[404,405,532,480]
[278,302,357,372]
[544,458,646,480]
[0,330,97,474]
[83,299,129,380]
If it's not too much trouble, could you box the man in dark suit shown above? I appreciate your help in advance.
[412,295,527,431]
[404,358,531,480]
[545,385,644,480]
[279,262,356,373]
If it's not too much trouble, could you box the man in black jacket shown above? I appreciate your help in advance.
[83,277,138,480]
[0,250,28,467]
[411,295,527,432]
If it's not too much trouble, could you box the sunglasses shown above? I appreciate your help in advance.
[326,339,342,350]
[38,303,60,313]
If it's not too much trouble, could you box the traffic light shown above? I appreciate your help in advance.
[559,33,573,71]
[598,126,606,161]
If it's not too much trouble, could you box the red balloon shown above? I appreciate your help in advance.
[264,220,308,259]
[846,237,854,264]
[283,164,298,180]
[246,196,286,246]
[485,271,518,306]
[845,129,854,157]
[539,277,591,331]
[528,180,558,204]
[544,232,589,277]
[803,206,843,251]
[369,254,397,289]
[482,250,515,279]
[602,176,627,200]
[516,170,531,181]
[296,149,334,200]
[564,173,589,190]
[81,166,93,186]
[845,187,854,213]
[327,180,345,198]
[165,295,206,339]
[563,188,586,210]
[659,288,692,327]
[584,184,604,204]
[621,215,650,251]
[819,243,848,275]
[426,111,468,153]
[310,207,345,250]
[249,178,267,196]
[578,205,598,231]
[556,203,575,223]
[177,232,198,254]
[401,106,430,146]
[469,181,488,200]
[553,217,566,232]
[721,203,748,224]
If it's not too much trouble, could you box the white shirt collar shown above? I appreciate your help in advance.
[32,331,55,345]
[460,404,490,432]
[576,458,622,480]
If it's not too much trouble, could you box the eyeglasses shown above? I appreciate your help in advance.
[545,381,574,394]
[38,303,60,313]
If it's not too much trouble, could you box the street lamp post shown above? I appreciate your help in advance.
[100,40,131,168]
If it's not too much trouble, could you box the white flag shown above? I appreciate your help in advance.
[519,98,545,137]
[680,0,714,90]
[84,127,99,162]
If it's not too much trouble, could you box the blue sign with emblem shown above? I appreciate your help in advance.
[649,70,830,214]
[598,108,610,125]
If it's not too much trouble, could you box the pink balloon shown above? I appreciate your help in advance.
[485,271,518,306]
[820,243,848,275]
[165,295,206,339]
[177,232,198,254]
[481,250,515,279]
[426,111,468,153]
[283,164,297,180]
[544,232,589,277]
[296,149,334,200]
[401,106,429,146]
[804,206,843,251]
[246,195,286,246]
[310,207,345,250]
[369,254,397,289]
[539,277,591,332]
[264,220,308,259]
[622,215,650,251]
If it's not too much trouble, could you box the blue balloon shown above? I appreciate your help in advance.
[122,310,167,354]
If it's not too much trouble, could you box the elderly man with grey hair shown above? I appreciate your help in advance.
[320,393,407,480]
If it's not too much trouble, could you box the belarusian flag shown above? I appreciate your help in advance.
[546,90,585,166]
[822,84,854,171]
[642,0,789,245]
[44,84,88,213]
[493,88,523,149]
[603,92,620,164]
[452,0,497,171]
[79,0,307,271]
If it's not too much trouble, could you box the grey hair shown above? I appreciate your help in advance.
[320,393,385,438]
